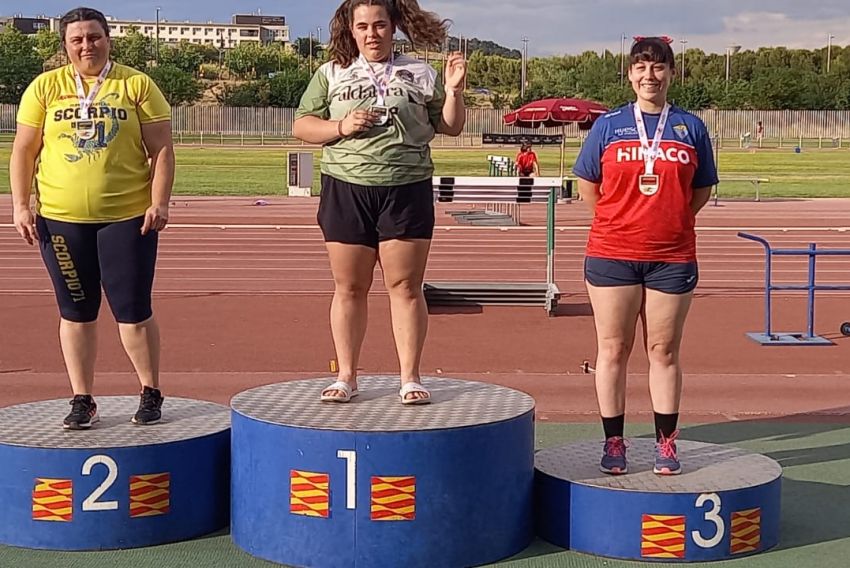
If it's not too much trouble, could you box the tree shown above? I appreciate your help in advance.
[158,41,205,75]
[33,29,61,63]
[0,28,41,103]
[293,36,321,59]
[147,65,203,105]
[225,42,263,79]
[268,69,311,107]
[111,26,151,70]
[490,91,508,109]
[218,81,269,106]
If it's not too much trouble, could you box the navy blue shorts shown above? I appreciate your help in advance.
[318,175,435,248]
[584,256,698,294]
[37,216,158,323]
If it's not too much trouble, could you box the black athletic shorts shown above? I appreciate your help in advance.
[317,174,435,248]
[584,256,699,294]
[37,216,158,323]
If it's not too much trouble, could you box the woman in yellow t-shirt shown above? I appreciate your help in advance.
[9,7,175,430]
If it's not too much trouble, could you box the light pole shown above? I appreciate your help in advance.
[154,6,161,65]
[680,38,688,84]
[827,33,835,73]
[521,37,528,100]
[308,32,313,72]
[725,44,741,93]
[620,33,626,85]
[317,26,322,46]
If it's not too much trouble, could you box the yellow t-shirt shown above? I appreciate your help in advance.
[16,63,171,222]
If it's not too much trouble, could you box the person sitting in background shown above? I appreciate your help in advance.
[515,141,539,177]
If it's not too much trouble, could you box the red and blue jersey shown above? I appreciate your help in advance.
[573,103,718,262]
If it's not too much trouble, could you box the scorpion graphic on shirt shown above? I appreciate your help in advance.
[59,93,122,163]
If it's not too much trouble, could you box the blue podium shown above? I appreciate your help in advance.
[535,439,782,562]
[0,397,230,550]
[230,376,535,568]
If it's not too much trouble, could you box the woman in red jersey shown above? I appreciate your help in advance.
[572,37,718,476]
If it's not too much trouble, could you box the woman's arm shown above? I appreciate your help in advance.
[140,120,175,235]
[690,186,712,215]
[9,124,43,245]
[292,111,378,145]
[437,89,465,136]
[436,53,466,136]
[577,179,602,215]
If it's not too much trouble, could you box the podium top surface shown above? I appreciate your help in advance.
[0,397,230,449]
[536,439,782,493]
[231,376,535,432]
[534,438,782,493]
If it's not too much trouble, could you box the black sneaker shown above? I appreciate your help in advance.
[63,395,99,430]
[132,386,164,425]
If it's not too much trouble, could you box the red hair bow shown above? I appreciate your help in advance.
[633,35,674,44]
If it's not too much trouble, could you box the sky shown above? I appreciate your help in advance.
[5,0,849,56]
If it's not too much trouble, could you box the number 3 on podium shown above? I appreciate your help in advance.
[692,492,725,549]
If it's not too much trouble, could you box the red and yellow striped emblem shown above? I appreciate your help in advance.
[32,478,73,522]
[129,473,171,518]
[731,508,761,554]
[290,470,330,518]
[371,476,415,521]
[641,514,686,558]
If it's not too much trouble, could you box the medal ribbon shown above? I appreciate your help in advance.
[74,60,112,121]
[358,53,394,105]
[633,102,670,175]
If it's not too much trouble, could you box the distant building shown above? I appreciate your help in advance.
[0,15,51,34]
[100,14,289,48]
[0,12,289,48]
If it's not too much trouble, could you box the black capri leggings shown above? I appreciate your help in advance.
[37,216,158,323]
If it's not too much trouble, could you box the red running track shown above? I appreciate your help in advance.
[1,196,849,421]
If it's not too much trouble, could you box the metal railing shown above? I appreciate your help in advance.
[738,232,850,345]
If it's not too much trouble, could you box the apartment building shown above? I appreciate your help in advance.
[0,12,289,48]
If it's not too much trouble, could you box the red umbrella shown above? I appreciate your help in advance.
[503,97,609,130]
[504,98,609,176]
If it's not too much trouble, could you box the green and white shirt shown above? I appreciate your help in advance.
[295,53,445,186]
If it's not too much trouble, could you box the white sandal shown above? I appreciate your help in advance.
[320,381,359,403]
[399,382,431,405]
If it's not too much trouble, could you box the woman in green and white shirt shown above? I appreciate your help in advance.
[293,0,466,405]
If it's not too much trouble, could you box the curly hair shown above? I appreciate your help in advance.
[328,0,450,68]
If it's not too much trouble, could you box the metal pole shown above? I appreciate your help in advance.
[620,34,625,85]
[308,32,313,72]
[547,188,555,286]
[680,39,687,84]
[463,37,468,90]
[521,37,528,100]
[827,34,834,73]
[712,135,720,205]
[807,243,817,338]
[725,45,740,94]
[155,7,161,65]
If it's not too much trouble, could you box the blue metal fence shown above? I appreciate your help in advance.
[738,232,850,345]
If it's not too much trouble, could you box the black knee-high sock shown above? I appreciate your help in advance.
[602,414,625,440]
[654,412,679,441]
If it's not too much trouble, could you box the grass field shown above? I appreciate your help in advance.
[1,144,849,199]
